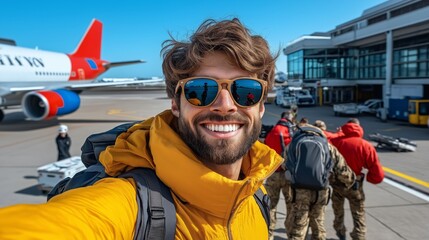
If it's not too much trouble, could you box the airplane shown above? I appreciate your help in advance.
[0,19,156,122]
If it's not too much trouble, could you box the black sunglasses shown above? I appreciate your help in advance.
[175,77,267,107]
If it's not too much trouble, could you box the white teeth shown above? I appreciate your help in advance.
[206,124,239,132]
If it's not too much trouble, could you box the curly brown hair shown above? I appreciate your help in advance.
[161,18,278,102]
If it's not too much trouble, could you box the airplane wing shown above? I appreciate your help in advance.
[1,77,165,95]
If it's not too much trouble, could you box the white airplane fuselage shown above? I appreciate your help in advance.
[0,44,72,82]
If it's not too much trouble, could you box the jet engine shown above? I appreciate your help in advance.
[21,89,81,121]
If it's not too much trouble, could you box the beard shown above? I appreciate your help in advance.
[177,112,261,165]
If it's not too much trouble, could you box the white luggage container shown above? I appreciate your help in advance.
[37,156,86,193]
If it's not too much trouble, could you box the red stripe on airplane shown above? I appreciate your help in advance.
[38,91,64,117]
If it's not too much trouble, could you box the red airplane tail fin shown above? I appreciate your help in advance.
[70,19,102,59]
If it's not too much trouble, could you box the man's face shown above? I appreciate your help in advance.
[171,52,265,165]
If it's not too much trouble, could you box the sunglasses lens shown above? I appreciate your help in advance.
[184,78,218,106]
[232,79,263,106]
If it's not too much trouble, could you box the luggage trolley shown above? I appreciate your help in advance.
[37,156,86,194]
[368,133,417,152]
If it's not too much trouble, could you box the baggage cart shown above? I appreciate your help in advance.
[37,156,86,194]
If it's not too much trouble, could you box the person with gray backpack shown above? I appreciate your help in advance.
[285,123,356,240]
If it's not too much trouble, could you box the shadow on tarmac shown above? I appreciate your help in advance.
[0,112,58,131]
[15,184,45,196]
[24,175,38,180]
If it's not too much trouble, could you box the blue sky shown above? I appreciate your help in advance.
[1,0,386,79]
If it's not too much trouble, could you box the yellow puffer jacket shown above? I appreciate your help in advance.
[0,110,283,240]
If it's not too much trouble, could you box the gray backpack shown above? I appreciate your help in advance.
[286,126,332,190]
[48,122,270,239]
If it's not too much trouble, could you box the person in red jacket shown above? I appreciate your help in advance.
[330,118,385,240]
[263,110,294,239]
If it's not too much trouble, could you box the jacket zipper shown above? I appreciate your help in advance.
[226,178,251,240]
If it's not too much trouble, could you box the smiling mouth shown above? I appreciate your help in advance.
[204,124,241,132]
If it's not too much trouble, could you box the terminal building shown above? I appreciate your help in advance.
[283,0,429,120]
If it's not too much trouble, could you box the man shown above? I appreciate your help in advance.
[285,124,355,240]
[290,104,298,123]
[0,18,283,239]
[56,124,71,161]
[298,117,309,126]
[263,110,295,239]
[330,118,385,240]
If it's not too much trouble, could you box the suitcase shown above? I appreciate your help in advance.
[368,133,417,152]
[37,156,86,193]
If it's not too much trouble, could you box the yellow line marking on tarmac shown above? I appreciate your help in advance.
[107,109,142,120]
[382,128,403,132]
[265,111,281,118]
[383,166,429,189]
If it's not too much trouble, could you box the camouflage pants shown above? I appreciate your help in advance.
[263,171,291,238]
[286,188,330,240]
[332,182,366,240]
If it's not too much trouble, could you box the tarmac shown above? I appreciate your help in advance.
[0,88,428,239]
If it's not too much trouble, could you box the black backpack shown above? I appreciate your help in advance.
[285,125,332,190]
[259,124,273,139]
[48,122,270,239]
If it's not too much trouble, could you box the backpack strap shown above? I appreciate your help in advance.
[279,132,286,158]
[276,118,292,128]
[253,188,271,231]
[120,168,176,240]
[277,118,295,137]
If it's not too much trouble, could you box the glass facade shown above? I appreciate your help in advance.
[393,44,429,78]
[287,33,429,81]
[287,51,303,79]
[358,44,386,79]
